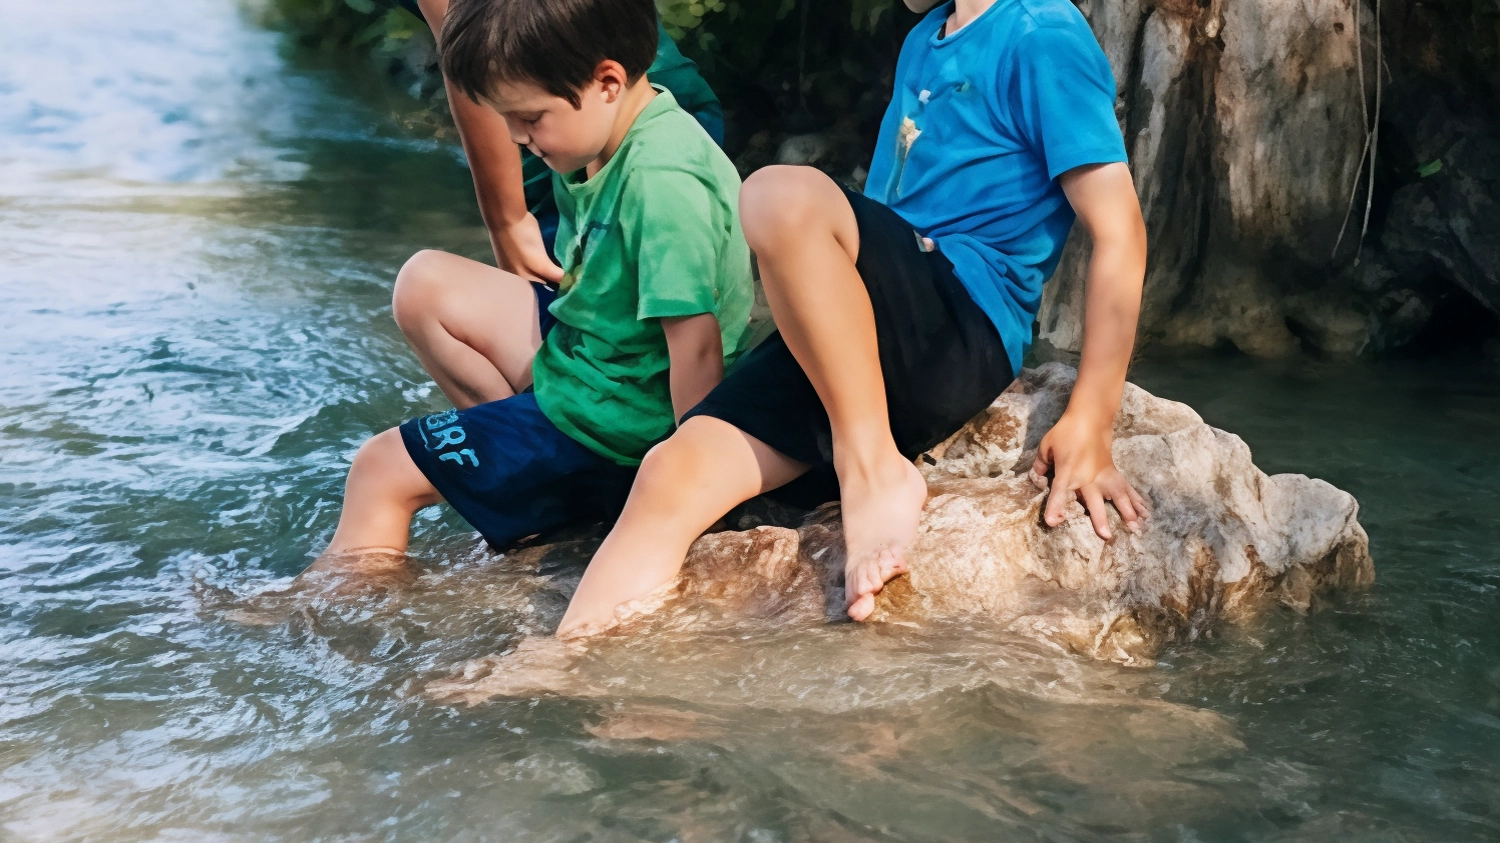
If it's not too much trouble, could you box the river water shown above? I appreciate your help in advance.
[2,2,1498,840]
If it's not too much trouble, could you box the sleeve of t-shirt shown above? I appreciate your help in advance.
[1008,24,1128,181]
[619,168,725,321]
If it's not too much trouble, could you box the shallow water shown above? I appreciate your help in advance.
[2,2,1498,840]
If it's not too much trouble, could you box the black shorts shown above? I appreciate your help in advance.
[683,188,1014,504]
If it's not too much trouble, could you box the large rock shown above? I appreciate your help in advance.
[1040,0,1500,361]
[426,364,1371,704]
[676,363,1372,666]
[1042,0,1368,358]
[1380,96,1500,317]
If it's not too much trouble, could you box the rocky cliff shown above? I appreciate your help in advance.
[1041,0,1500,361]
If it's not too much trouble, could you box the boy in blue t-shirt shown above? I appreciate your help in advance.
[555,0,1151,638]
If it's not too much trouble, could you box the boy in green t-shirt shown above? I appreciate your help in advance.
[292,0,753,587]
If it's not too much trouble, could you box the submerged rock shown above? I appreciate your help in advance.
[667,363,1373,666]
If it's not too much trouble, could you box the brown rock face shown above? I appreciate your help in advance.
[675,363,1373,665]
[1041,0,1369,358]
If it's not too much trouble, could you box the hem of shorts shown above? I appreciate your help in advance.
[397,421,477,532]
[680,397,824,467]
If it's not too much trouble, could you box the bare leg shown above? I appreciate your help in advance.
[740,166,927,622]
[295,428,442,587]
[392,249,544,410]
[556,417,808,638]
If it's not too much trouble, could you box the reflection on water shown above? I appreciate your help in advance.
[1,2,1497,840]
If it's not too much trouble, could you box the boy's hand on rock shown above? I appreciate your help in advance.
[1032,411,1149,541]
[492,213,564,284]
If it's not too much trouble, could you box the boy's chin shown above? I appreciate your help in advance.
[542,154,595,175]
[901,0,944,10]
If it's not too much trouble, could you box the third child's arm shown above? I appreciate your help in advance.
[416,0,563,283]
[1032,161,1150,540]
[662,314,724,422]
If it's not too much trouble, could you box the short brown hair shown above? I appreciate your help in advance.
[440,0,658,107]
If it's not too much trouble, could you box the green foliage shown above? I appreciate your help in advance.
[258,0,922,171]
[258,0,424,55]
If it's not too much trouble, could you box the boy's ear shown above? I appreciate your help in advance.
[592,60,630,103]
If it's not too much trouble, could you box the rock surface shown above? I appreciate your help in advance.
[425,364,1372,704]
[1040,0,1500,360]
[666,363,1374,666]
[1041,0,1367,358]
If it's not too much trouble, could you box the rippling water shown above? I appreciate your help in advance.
[2,2,1498,840]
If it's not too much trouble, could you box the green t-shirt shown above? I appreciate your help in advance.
[531,90,754,465]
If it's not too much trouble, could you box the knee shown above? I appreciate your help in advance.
[637,435,707,489]
[632,429,725,509]
[740,165,840,253]
[349,428,406,478]
[347,427,440,508]
[391,249,447,335]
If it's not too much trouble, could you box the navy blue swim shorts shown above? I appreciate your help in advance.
[397,282,633,550]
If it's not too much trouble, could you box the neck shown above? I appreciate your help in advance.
[586,79,656,178]
[947,0,997,34]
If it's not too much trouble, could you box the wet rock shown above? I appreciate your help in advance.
[1285,291,1372,357]
[663,364,1375,665]
[426,364,1372,708]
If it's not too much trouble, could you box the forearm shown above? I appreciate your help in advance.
[445,79,530,237]
[416,0,537,268]
[1067,235,1144,429]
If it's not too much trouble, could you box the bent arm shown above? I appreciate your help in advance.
[1060,161,1146,433]
[662,313,724,422]
[415,0,562,281]
[1032,161,1149,539]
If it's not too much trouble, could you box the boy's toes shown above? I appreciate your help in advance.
[843,549,911,621]
[847,591,878,622]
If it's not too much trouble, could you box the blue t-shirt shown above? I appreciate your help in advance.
[864,0,1127,373]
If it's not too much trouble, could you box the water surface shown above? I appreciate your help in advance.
[1,3,1498,840]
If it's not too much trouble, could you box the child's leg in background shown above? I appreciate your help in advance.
[738,165,927,622]
[556,417,807,638]
[391,250,547,410]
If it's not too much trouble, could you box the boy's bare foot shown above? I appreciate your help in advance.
[837,452,928,621]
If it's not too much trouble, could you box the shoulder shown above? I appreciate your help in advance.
[618,112,738,208]
[1010,0,1101,54]
[619,110,715,175]
[992,0,1111,86]
[1016,0,1091,29]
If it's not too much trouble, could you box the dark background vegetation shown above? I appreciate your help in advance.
[257,0,930,180]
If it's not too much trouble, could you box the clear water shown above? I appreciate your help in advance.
[2,2,1498,840]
